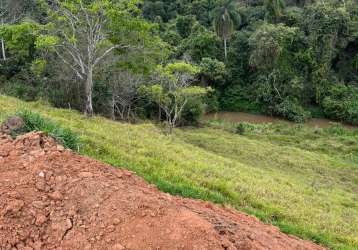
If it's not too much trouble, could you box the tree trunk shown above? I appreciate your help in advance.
[84,68,94,116]
[111,94,115,120]
[200,75,207,86]
[1,39,5,61]
[1,14,6,61]
[158,105,161,121]
[224,39,227,61]
[168,118,174,134]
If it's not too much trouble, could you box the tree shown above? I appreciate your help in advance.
[180,29,221,62]
[0,0,27,61]
[301,4,351,104]
[108,69,143,121]
[213,0,241,60]
[249,23,298,71]
[264,0,286,22]
[0,21,39,62]
[0,0,6,61]
[36,0,155,116]
[199,57,226,86]
[176,15,195,38]
[140,62,207,133]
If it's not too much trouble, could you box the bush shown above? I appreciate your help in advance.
[203,90,219,113]
[274,98,311,123]
[235,123,246,135]
[322,85,358,125]
[0,80,39,101]
[180,97,206,126]
[16,110,80,151]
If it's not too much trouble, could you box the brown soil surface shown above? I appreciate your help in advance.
[0,132,326,250]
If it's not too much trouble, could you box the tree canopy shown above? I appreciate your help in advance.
[0,0,357,125]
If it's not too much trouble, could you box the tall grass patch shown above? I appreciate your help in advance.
[0,95,357,250]
[15,109,80,151]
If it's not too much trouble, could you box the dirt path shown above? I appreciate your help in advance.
[0,132,326,250]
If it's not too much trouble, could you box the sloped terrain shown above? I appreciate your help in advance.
[0,131,326,250]
[1,96,358,249]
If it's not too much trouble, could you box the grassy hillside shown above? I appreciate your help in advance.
[0,95,357,250]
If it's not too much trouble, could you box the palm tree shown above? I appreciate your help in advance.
[213,0,241,60]
[264,0,286,23]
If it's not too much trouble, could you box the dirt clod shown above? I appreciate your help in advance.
[0,116,25,135]
[0,132,326,250]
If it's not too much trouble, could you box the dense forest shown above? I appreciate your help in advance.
[0,0,357,128]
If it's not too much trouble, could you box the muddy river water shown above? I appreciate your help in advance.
[205,111,357,130]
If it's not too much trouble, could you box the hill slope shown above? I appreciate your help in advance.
[0,131,326,250]
[0,95,357,249]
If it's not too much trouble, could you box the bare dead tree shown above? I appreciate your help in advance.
[49,0,135,116]
[109,70,143,121]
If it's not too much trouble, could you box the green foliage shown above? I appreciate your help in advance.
[274,97,311,123]
[30,58,46,78]
[322,85,358,125]
[247,23,314,122]
[180,95,206,126]
[0,80,38,101]
[203,89,220,113]
[162,29,182,46]
[264,0,285,22]
[235,122,246,134]
[249,23,299,70]
[143,0,177,22]
[220,84,262,113]
[176,15,195,38]
[35,35,59,49]
[0,22,40,61]
[179,29,221,62]
[140,62,207,129]
[213,0,241,58]
[199,57,226,86]
[213,0,240,40]
[15,109,80,150]
[1,0,357,127]
[141,83,209,127]
[301,3,353,103]
[162,61,200,76]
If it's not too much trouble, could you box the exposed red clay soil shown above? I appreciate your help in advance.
[0,132,326,250]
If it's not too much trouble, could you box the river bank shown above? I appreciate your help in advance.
[205,111,357,130]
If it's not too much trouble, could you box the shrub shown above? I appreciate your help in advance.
[203,90,219,113]
[274,98,311,123]
[322,85,358,125]
[181,96,206,126]
[235,123,246,135]
[0,80,39,101]
[15,110,80,151]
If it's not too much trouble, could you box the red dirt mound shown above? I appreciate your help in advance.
[0,132,326,250]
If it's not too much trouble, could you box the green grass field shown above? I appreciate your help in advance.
[1,95,357,250]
